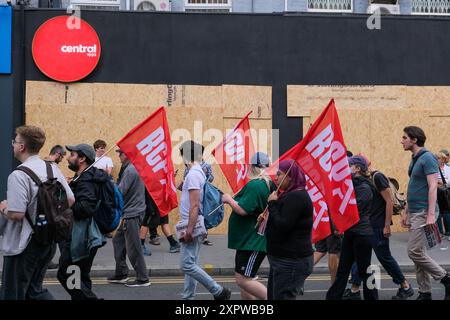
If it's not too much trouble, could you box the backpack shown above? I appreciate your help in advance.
[193,168,224,230]
[94,178,123,234]
[371,171,406,215]
[15,161,73,246]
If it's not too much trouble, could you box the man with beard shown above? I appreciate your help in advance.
[57,143,108,300]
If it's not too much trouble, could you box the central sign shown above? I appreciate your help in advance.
[32,16,101,83]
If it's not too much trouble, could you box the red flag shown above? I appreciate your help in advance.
[305,175,332,244]
[212,112,255,193]
[269,99,359,235]
[116,106,178,217]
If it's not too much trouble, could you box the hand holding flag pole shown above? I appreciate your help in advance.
[255,159,296,235]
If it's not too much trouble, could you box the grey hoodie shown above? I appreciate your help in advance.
[118,162,146,219]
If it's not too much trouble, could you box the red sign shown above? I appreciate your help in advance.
[32,16,101,83]
[117,107,178,217]
[212,112,255,193]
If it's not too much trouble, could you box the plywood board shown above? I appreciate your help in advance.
[406,86,450,110]
[65,83,94,106]
[26,81,66,105]
[92,83,223,109]
[288,85,408,117]
[222,85,272,119]
[304,109,372,161]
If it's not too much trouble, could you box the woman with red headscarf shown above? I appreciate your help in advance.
[265,159,314,300]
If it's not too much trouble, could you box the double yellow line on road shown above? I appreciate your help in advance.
[30,273,418,286]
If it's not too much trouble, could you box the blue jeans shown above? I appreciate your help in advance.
[350,227,406,286]
[180,236,222,300]
[437,213,450,235]
[267,254,313,300]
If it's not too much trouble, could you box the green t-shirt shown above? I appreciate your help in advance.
[227,179,271,252]
[407,149,439,213]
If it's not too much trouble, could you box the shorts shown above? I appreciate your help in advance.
[142,212,169,228]
[314,234,342,254]
[235,250,266,278]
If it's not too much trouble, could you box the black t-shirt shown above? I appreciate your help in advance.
[370,171,391,228]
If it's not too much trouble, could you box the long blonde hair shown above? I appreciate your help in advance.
[248,165,271,190]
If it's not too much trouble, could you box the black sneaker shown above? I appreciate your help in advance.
[416,292,432,300]
[169,242,181,253]
[47,262,59,270]
[392,287,414,300]
[214,287,231,300]
[342,288,361,300]
[440,274,450,300]
[107,275,129,284]
[125,279,151,287]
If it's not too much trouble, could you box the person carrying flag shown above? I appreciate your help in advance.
[222,152,275,300]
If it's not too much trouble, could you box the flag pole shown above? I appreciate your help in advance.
[72,144,117,182]
[208,166,270,216]
[255,159,296,234]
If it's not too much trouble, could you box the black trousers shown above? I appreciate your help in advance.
[57,240,99,300]
[326,233,378,300]
[0,237,54,300]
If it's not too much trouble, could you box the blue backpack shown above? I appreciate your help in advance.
[94,179,124,234]
[193,168,224,230]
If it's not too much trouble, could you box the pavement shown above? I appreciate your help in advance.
[1,232,450,279]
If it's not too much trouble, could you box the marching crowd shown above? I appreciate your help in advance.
[0,124,449,300]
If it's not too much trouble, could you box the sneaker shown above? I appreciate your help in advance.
[149,238,161,246]
[142,244,152,256]
[47,261,59,270]
[342,288,361,300]
[440,274,450,300]
[125,279,151,287]
[107,275,129,284]
[169,242,181,253]
[416,292,432,300]
[203,239,213,246]
[214,287,231,300]
[392,287,414,300]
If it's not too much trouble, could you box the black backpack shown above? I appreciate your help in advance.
[15,161,73,246]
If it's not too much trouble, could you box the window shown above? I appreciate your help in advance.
[307,0,352,12]
[69,0,121,10]
[184,0,232,12]
[412,0,450,14]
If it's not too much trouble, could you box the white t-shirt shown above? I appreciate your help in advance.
[439,164,450,187]
[1,155,74,256]
[94,156,114,171]
[179,164,205,222]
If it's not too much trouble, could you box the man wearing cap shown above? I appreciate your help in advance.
[107,149,150,287]
[222,151,275,300]
[57,143,108,300]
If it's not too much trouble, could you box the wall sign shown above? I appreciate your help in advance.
[32,16,101,83]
